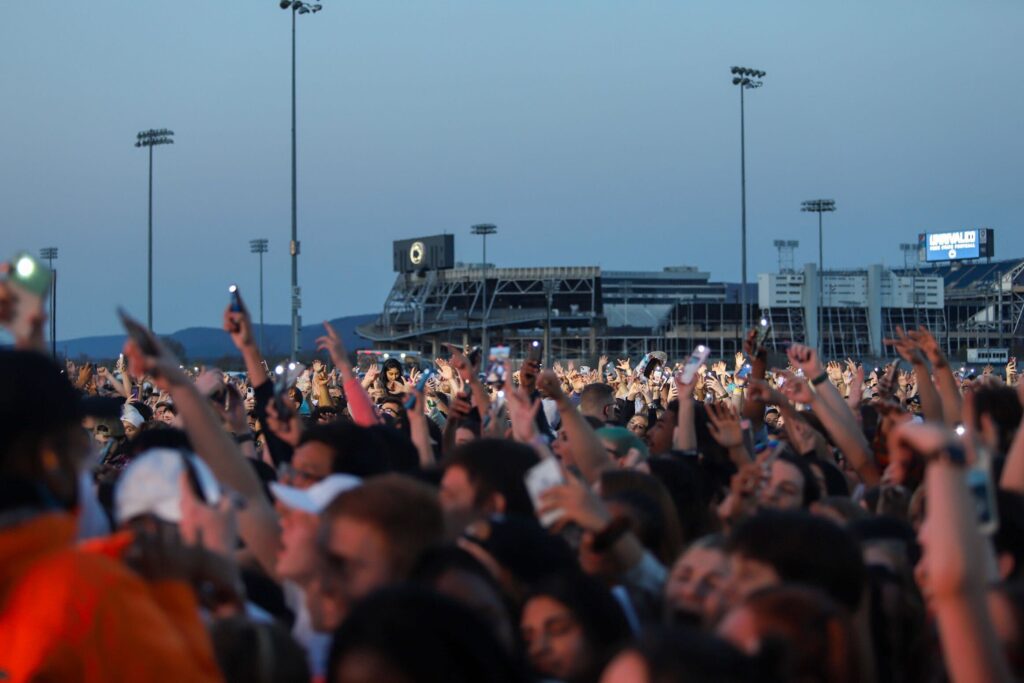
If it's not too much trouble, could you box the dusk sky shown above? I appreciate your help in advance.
[3,1,1022,341]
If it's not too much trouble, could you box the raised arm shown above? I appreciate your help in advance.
[124,336,282,577]
[892,423,1012,683]
[910,326,960,426]
[538,370,614,485]
[316,321,379,426]
[885,325,943,423]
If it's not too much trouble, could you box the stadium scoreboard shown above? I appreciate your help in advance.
[918,229,994,263]
[393,234,455,273]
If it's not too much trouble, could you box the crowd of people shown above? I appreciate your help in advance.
[2,284,1023,682]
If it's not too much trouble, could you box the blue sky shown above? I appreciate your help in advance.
[2,0,1022,340]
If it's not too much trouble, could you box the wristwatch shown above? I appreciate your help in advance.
[810,372,830,387]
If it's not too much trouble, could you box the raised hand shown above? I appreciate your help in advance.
[907,326,947,368]
[123,335,188,393]
[222,293,254,350]
[786,344,824,377]
[265,399,303,448]
[884,325,925,366]
[536,369,565,400]
[712,360,728,377]
[539,471,611,533]
[747,377,783,405]
[777,370,814,405]
[706,401,744,449]
[503,373,541,442]
[734,351,746,372]
[365,362,381,383]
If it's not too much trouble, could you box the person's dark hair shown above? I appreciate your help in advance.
[411,545,517,654]
[737,585,860,683]
[210,616,310,683]
[646,456,718,545]
[0,350,83,512]
[323,474,444,579]
[311,404,339,422]
[972,386,1023,454]
[525,572,633,683]
[128,399,153,423]
[810,457,850,497]
[600,469,683,566]
[367,423,421,473]
[995,489,1024,581]
[443,439,539,517]
[624,625,771,683]
[849,515,922,570]
[288,386,303,409]
[125,425,192,459]
[299,421,418,477]
[776,453,822,507]
[327,585,524,683]
[727,510,866,612]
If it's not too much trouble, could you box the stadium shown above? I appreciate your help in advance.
[357,230,1023,364]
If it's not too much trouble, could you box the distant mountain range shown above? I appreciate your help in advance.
[56,314,378,363]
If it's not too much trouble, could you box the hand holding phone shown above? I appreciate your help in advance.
[3,253,52,345]
[524,458,566,527]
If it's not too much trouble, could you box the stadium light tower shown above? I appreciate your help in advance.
[730,66,766,334]
[801,199,836,355]
[250,239,270,355]
[900,242,919,323]
[135,128,174,331]
[279,0,323,360]
[471,223,497,350]
[773,239,799,273]
[40,247,57,357]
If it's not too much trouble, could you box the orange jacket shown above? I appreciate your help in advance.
[0,513,224,683]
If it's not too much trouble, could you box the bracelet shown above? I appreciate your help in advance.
[234,432,255,444]
[810,372,830,387]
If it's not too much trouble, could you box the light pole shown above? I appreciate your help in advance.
[730,66,766,335]
[900,242,918,324]
[801,199,836,356]
[279,0,322,360]
[40,247,57,357]
[250,239,269,355]
[471,224,497,350]
[135,128,174,331]
[543,279,560,368]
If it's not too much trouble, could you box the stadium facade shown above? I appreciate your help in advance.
[357,236,1023,362]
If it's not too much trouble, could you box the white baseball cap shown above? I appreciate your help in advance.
[114,448,221,525]
[121,403,145,429]
[270,474,362,514]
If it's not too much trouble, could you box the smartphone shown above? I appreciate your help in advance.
[523,458,566,527]
[635,353,651,378]
[5,253,53,341]
[967,450,999,535]
[580,365,591,375]
[753,317,772,353]
[228,284,244,313]
[116,307,160,357]
[527,340,543,363]
[485,346,510,384]
[404,368,436,409]
[677,345,710,384]
[737,364,753,380]
[272,362,304,420]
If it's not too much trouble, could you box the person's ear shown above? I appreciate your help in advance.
[485,492,507,515]
[998,551,1016,581]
